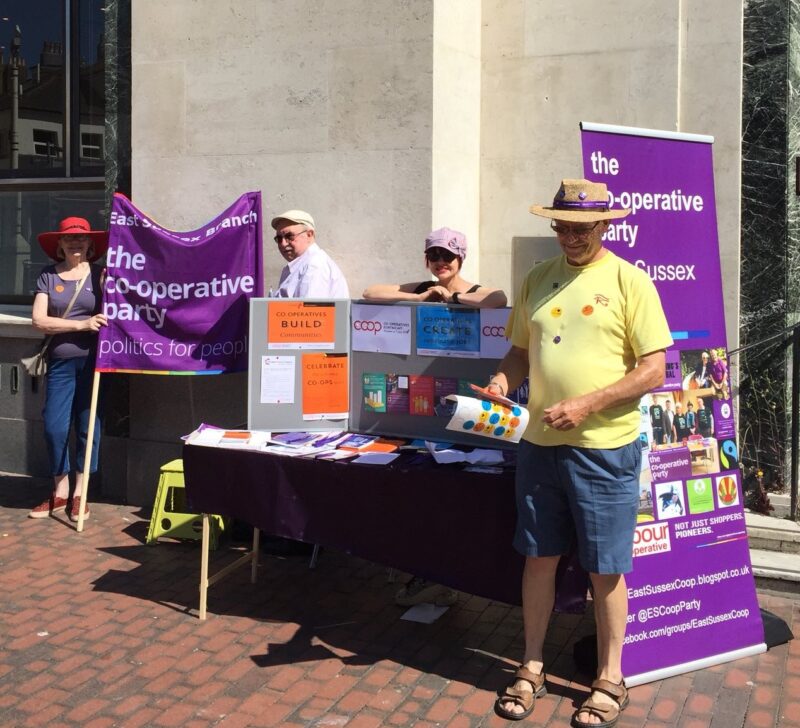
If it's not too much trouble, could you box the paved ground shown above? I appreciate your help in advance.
[1,472,798,728]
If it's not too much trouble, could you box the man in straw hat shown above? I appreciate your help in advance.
[487,179,672,725]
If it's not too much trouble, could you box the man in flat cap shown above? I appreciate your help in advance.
[271,210,349,298]
[488,180,672,726]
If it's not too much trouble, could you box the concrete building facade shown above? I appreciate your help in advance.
[1,1,753,505]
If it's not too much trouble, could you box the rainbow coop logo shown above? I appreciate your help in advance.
[715,474,740,508]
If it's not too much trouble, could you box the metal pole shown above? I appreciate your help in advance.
[791,325,799,521]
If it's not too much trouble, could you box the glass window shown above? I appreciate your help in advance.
[80,131,102,160]
[0,1,66,176]
[0,1,106,301]
[0,184,105,298]
[74,0,104,176]
[33,128,62,158]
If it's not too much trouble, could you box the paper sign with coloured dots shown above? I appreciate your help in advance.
[444,395,529,443]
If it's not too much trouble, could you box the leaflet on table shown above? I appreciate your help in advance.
[182,422,222,442]
[425,440,506,465]
[351,452,400,465]
[185,426,272,450]
[339,435,405,452]
[444,395,528,443]
[270,430,348,449]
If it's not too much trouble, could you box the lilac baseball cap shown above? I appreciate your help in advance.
[424,227,467,259]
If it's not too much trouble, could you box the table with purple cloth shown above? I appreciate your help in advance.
[182,443,587,613]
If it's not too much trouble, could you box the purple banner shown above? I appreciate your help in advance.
[97,193,263,374]
[626,471,762,676]
[582,126,763,684]
[581,129,726,348]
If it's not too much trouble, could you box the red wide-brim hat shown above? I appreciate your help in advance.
[37,216,109,261]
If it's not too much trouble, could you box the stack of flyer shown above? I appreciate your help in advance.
[264,431,352,458]
[185,424,409,465]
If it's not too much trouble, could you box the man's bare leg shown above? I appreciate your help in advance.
[574,572,627,725]
[498,555,560,717]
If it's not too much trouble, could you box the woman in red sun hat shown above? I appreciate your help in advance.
[28,217,108,523]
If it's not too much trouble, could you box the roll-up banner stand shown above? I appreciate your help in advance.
[580,122,765,684]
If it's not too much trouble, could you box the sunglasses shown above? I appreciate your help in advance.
[425,249,458,263]
[274,229,310,244]
[550,221,601,237]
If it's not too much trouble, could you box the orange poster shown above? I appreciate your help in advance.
[267,301,336,349]
[301,353,349,419]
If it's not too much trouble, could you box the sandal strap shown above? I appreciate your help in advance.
[578,698,617,719]
[500,686,534,709]
[514,666,545,692]
[590,678,627,703]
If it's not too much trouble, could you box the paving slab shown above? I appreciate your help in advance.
[1,471,798,728]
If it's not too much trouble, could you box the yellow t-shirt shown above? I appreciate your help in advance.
[507,251,673,448]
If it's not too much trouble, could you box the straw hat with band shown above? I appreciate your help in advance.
[530,179,631,223]
[37,217,109,262]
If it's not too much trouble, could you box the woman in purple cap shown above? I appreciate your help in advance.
[364,228,507,607]
[362,227,506,308]
[27,217,108,523]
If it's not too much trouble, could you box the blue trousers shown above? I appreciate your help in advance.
[43,356,101,476]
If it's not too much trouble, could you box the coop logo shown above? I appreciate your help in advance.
[353,320,382,333]
[632,522,671,558]
[482,325,505,337]
[716,474,740,508]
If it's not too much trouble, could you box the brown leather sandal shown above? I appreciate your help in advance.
[494,665,547,721]
[572,678,629,728]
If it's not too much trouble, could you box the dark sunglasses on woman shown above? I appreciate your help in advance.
[425,248,458,263]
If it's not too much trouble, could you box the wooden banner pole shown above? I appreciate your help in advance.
[76,370,101,533]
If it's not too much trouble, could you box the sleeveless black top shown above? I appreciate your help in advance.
[413,281,481,295]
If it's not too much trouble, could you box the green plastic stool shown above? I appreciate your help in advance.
[145,459,226,549]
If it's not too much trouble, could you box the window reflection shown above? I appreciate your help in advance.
[0,0,106,300]
[0,2,65,174]
[77,0,104,174]
[0,186,105,298]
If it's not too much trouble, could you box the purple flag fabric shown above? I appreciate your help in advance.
[581,126,764,685]
[97,192,263,374]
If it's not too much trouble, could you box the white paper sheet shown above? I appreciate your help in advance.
[400,603,450,623]
[260,355,295,403]
[424,441,505,465]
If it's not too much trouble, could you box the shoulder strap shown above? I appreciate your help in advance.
[62,269,91,318]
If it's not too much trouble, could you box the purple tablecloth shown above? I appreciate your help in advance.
[182,444,588,610]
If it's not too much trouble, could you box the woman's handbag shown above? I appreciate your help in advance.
[20,270,91,377]
[20,345,50,377]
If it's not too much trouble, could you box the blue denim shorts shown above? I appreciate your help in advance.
[514,439,642,574]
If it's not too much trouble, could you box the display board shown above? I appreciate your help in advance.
[247,297,521,447]
[581,122,765,685]
[348,301,521,447]
[248,298,351,431]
